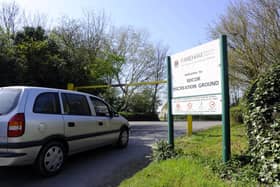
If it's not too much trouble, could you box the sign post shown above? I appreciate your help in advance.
[220,35,230,162]
[167,36,230,162]
[187,115,192,136]
[167,56,174,147]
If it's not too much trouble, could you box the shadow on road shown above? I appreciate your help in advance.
[0,121,217,187]
[0,143,151,187]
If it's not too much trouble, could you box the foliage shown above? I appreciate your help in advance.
[121,158,229,187]
[230,105,244,124]
[106,27,168,112]
[14,26,67,88]
[126,89,161,113]
[120,124,255,186]
[209,0,280,100]
[119,112,159,121]
[0,2,168,114]
[151,140,182,162]
[210,1,280,183]
[244,63,280,185]
[211,155,258,183]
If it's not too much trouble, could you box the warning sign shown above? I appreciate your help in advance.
[172,95,222,115]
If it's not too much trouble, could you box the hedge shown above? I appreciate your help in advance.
[230,105,244,124]
[244,63,280,185]
[119,112,160,121]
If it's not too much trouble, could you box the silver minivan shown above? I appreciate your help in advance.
[0,86,129,176]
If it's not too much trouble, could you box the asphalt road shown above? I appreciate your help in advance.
[0,121,221,187]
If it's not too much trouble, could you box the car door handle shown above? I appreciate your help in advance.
[98,121,103,126]
[68,122,75,127]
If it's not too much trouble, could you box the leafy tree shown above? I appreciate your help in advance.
[148,42,168,113]
[107,27,168,112]
[52,14,122,90]
[209,0,280,101]
[128,89,154,113]
[14,26,66,88]
[0,1,168,114]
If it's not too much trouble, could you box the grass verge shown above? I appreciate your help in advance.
[120,124,256,187]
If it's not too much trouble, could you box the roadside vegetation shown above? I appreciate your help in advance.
[120,124,253,187]
[0,0,278,121]
[120,62,280,186]
[121,62,280,186]
[0,1,166,116]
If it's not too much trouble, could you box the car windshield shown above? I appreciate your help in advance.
[0,88,21,115]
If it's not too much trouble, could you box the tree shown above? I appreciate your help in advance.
[209,0,280,88]
[107,26,161,111]
[14,26,66,88]
[22,11,49,29]
[128,89,154,113]
[52,13,120,89]
[148,42,168,112]
[52,17,95,86]
[0,1,20,36]
[0,1,167,114]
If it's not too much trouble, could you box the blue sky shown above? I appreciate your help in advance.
[5,0,230,54]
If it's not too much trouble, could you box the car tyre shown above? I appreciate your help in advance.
[117,128,129,148]
[36,141,66,177]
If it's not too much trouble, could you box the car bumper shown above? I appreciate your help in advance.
[0,152,26,157]
[0,147,41,166]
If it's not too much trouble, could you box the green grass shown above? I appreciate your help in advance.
[120,124,252,187]
[176,124,248,159]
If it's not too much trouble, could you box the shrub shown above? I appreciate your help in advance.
[119,112,159,121]
[211,155,257,183]
[244,63,280,185]
[151,140,182,162]
[230,105,244,124]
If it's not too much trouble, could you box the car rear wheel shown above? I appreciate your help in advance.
[36,141,66,177]
[117,128,129,148]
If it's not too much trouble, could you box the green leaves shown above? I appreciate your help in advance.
[151,140,182,162]
[244,63,280,185]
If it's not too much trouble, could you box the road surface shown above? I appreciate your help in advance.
[0,121,221,187]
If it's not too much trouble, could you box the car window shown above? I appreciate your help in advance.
[33,92,61,114]
[90,97,111,117]
[0,88,21,115]
[62,93,91,116]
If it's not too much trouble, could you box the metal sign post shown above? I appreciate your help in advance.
[220,35,231,162]
[167,36,230,161]
[167,56,174,147]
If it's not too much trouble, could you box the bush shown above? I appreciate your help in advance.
[211,155,258,183]
[230,105,244,124]
[151,140,182,162]
[119,112,160,121]
[244,63,280,185]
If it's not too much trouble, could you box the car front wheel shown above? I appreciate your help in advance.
[117,128,129,148]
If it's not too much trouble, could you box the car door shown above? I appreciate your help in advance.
[61,92,102,154]
[25,90,64,142]
[89,97,120,144]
